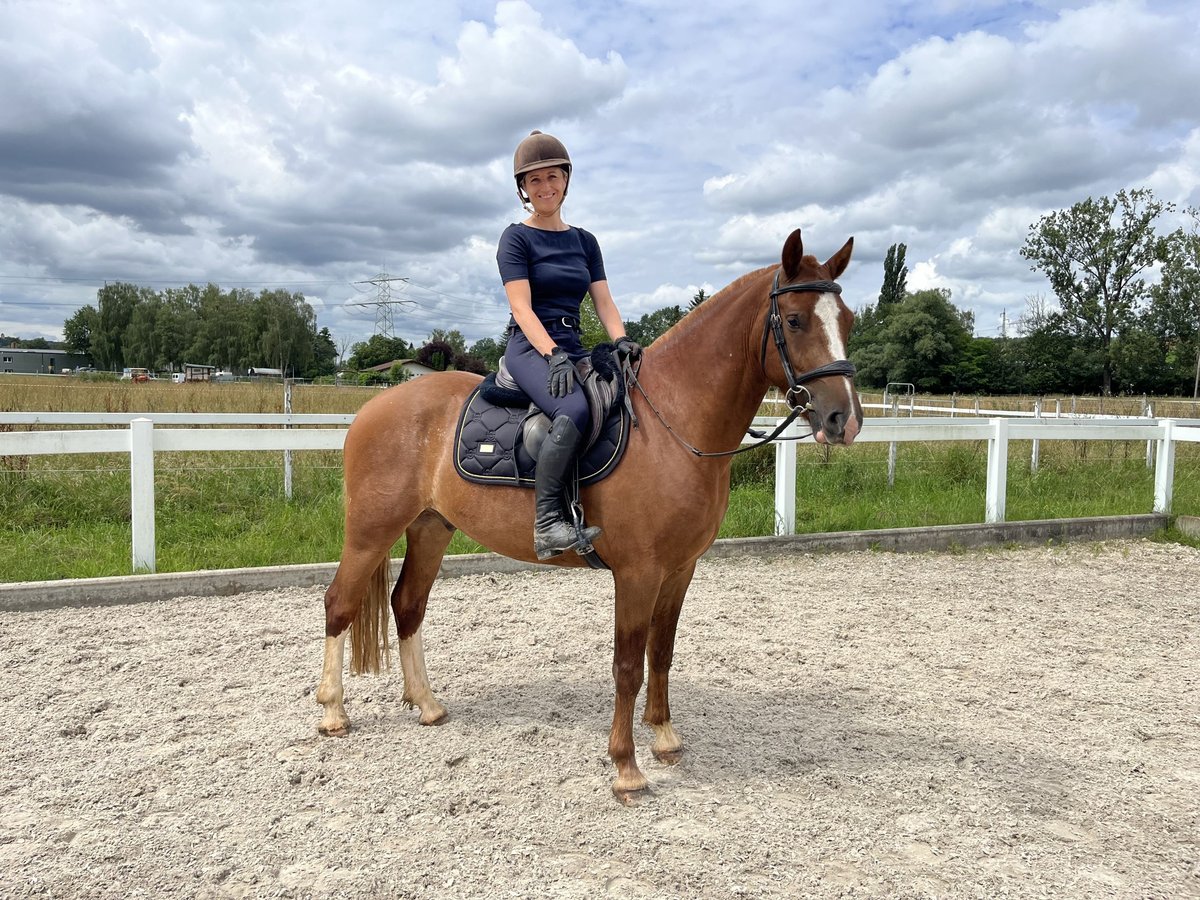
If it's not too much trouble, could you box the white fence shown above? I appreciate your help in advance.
[3,411,1199,574]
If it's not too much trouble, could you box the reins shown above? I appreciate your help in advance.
[625,271,856,459]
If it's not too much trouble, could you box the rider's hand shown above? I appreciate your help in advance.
[545,347,575,397]
[615,335,643,361]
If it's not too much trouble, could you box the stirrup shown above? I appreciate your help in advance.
[534,518,602,561]
[569,501,599,556]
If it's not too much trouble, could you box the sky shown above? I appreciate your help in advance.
[2,0,1198,354]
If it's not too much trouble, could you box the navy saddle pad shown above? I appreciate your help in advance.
[454,374,630,488]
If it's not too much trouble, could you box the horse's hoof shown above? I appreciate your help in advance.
[418,707,448,726]
[612,769,651,806]
[652,747,684,765]
[317,722,350,738]
[612,783,652,807]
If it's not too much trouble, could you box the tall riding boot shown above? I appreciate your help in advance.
[534,416,602,560]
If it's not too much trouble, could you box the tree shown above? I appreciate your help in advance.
[252,289,316,375]
[417,339,455,371]
[1010,296,1103,394]
[452,351,489,375]
[1021,188,1172,394]
[689,288,709,311]
[124,294,163,368]
[304,327,339,379]
[346,334,413,370]
[468,337,504,371]
[91,283,150,369]
[63,306,99,357]
[428,328,467,356]
[1147,208,1200,396]
[624,305,685,346]
[880,242,908,307]
[849,288,974,392]
[580,296,607,348]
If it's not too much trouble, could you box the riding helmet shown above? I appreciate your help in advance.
[513,129,572,203]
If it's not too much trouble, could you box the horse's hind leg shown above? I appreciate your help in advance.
[643,561,696,763]
[392,510,456,725]
[318,545,390,736]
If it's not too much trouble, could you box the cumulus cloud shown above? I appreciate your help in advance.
[1,0,1196,347]
[699,0,1200,333]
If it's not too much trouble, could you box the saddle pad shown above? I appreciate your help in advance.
[454,381,629,488]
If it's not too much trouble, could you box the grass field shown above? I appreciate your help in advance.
[2,376,1198,581]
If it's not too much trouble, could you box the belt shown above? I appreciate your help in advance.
[509,316,580,333]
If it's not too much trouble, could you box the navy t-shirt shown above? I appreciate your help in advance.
[496,223,606,321]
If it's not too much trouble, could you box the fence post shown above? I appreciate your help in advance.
[1144,402,1154,469]
[1154,419,1175,514]
[1031,399,1041,473]
[887,393,899,488]
[985,417,1009,524]
[283,379,294,500]
[130,417,156,573]
[774,421,797,535]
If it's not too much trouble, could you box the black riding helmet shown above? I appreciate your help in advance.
[513,130,571,208]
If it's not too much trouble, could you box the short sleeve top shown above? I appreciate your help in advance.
[496,223,606,321]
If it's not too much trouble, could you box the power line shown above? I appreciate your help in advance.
[0,274,354,287]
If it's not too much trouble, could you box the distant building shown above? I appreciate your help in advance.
[363,358,439,379]
[0,347,92,375]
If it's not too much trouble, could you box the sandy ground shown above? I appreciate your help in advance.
[0,541,1197,900]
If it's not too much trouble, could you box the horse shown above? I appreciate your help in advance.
[316,229,862,802]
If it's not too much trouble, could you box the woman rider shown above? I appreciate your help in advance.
[496,130,641,560]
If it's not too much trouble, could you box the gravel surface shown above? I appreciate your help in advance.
[1,541,1197,899]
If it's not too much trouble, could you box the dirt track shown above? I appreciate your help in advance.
[1,541,1197,899]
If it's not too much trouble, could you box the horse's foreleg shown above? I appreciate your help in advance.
[608,569,663,803]
[643,561,696,763]
[392,511,456,726]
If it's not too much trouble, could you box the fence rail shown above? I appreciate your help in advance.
[3,412,1199,574]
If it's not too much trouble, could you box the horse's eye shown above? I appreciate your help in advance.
[787,315,803,330]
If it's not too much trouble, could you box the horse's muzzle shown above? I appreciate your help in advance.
[812,407,861,446]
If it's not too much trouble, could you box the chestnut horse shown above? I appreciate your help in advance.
[317,229,862,801]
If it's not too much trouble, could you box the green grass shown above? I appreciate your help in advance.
[2,438,1197,582]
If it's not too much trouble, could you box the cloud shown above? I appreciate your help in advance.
[2,0,1197,349]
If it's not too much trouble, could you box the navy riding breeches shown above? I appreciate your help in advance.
[504,324,590,433]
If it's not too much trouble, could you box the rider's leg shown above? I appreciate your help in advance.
[503,329,601,558]
[532,416,602,559]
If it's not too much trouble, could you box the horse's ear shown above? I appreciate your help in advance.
[825,237,854,280]
[781,229,804,279]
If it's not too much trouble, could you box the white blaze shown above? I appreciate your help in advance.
[812,293,857,415]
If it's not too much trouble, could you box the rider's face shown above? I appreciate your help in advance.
[522,167,567,213]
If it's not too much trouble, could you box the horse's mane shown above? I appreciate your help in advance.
[649,265,774,353]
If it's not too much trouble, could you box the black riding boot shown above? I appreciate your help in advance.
[534,416,602,560]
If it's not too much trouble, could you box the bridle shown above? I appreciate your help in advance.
[759,270,857,413]
[627,269,857,458]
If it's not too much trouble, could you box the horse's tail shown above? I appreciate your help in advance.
[349,556,392,675]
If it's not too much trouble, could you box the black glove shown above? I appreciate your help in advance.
[615,335,643,361]
[545,347,575,397]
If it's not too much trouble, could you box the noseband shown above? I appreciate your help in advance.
[760,270,857,411]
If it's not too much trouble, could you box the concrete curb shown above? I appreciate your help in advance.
[0,514,1169,613]
[1176,515,1200,539]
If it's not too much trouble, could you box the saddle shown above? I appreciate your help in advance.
[454,343,633,489]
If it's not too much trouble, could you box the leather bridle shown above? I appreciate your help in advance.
[759,270,857,412]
